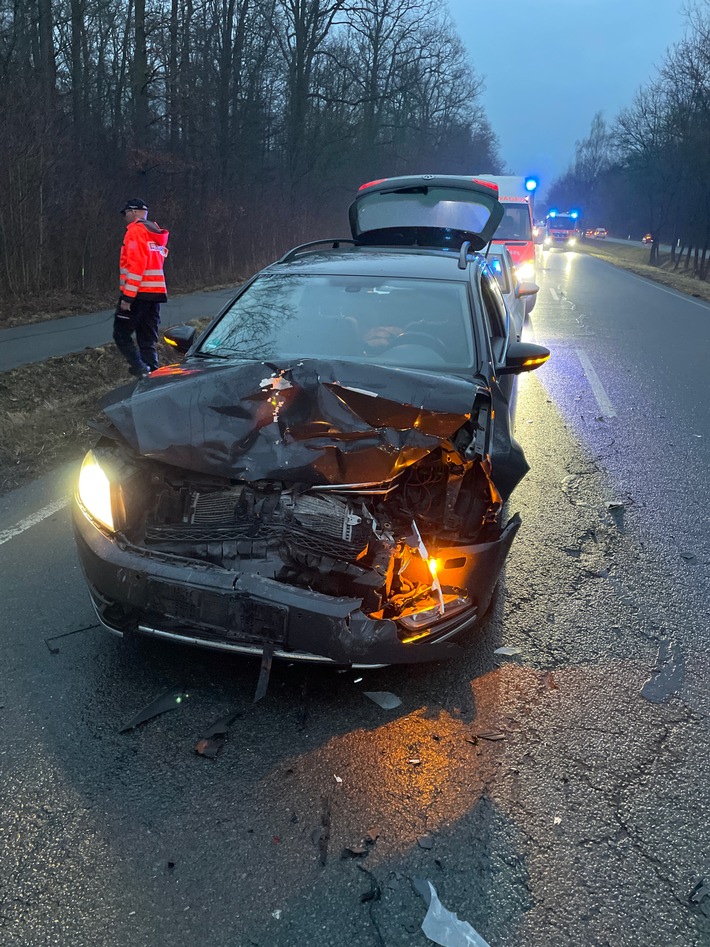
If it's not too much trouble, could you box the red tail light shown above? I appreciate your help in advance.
[358,178,389,191]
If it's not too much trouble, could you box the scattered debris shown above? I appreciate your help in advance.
[464,737,478,746]
[358,865,381,903]
[342,844,368,858]
[44,623,99,655]
[334,775,343,784]
[119,686,188,733]
[418,836,435,850]
[195,737,224,758]
[272,909,282,920]
[679,551,697,561]
[689,879,710,917]
[605,501,624,511]
[641,639,684,704]
[553,816,562,825]
[354,677,363,683]
[195,709,241,758]
[363,691,402,710]
[408,758,422,765]
[412,878,490,947]
[477,731,506,741]
[366,829,381,843]
[493,646,522,657]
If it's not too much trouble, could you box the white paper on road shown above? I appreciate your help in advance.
[0,496,69,546]
[419,881,491,947]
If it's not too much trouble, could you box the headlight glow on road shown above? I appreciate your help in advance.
[78,451,115,531]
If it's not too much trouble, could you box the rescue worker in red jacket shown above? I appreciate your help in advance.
[114,198,169,378]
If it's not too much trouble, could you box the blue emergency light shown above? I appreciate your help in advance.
[570,210,579,219]
[548,209,558,218]
[524,177,538,192]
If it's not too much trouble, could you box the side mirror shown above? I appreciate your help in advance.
[163,324,197,354]
[499,341,550,375]
[516,281,539,299]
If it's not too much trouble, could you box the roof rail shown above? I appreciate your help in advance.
[276,238,356,264]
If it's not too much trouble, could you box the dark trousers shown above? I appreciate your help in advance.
[113,299,161,374]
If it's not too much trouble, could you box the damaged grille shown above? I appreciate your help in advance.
[145,485,369,562]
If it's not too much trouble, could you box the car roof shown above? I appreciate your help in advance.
[264,244,488,281]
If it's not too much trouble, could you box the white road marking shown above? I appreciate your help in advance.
[576,348,618,418]
[0,496,69,547]
[549,287,560,301]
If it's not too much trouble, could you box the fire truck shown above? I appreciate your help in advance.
[475,174,539,311]
[544,210,580,249]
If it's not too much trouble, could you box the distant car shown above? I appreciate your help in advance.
[73,175,550,668]
[584,229,595,238]
[593,228,607,239]
[642,233,653,244]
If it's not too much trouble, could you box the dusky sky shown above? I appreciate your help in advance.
[447,0,689,195]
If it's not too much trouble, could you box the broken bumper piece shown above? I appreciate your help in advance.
[73,503,519,667]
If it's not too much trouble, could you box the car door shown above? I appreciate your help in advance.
[478,270,529,501]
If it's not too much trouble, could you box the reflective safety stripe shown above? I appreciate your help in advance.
[144,269,164,276]
[126,272,142,281]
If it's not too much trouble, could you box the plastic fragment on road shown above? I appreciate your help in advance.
[553,816,562,825]
[119,685,188,732]
[477,731,505,741]
[605,501,624,511]
[689,879,710,917]
[418,836,435,850]
[493,646,522,656]
[412,879,491,947]
[195,736,225,758]
[364,691,402,710]
[195,709,241,758]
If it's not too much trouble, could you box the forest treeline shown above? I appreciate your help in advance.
[547,1,710,277]
[0,0,501,313]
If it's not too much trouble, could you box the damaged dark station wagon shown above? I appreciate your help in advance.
[73,176,549,667]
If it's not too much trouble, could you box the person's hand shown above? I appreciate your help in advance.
[119,300,132,312]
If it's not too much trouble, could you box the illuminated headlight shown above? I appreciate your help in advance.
[516,262,535,281]
[544,236,552,245]
[568,237,577,246]
[77,450,115,531]
[399,593,470,636]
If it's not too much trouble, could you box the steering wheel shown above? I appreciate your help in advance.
[386,332,449,359]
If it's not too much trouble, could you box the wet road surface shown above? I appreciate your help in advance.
[0,250,709,946]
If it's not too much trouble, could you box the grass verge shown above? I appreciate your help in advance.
[577,239,710,305]
[0,338,183,496]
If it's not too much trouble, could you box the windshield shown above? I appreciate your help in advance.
[199,274,476,370]
[549,217,576,231]
[494,204,532,240]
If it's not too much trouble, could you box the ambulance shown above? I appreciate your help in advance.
[475,174,539,311]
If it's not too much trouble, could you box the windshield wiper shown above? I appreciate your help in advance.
[192,350,233,359]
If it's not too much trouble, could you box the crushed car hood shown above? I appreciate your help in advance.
[101,358,482,485]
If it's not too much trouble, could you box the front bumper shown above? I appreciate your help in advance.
[73,499,520,666]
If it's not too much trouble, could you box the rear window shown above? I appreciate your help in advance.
[200,274,476,371]
[355,187,495,237]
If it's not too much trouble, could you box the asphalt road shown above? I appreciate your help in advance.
[1,251,709,947]
[0,286,239,372]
